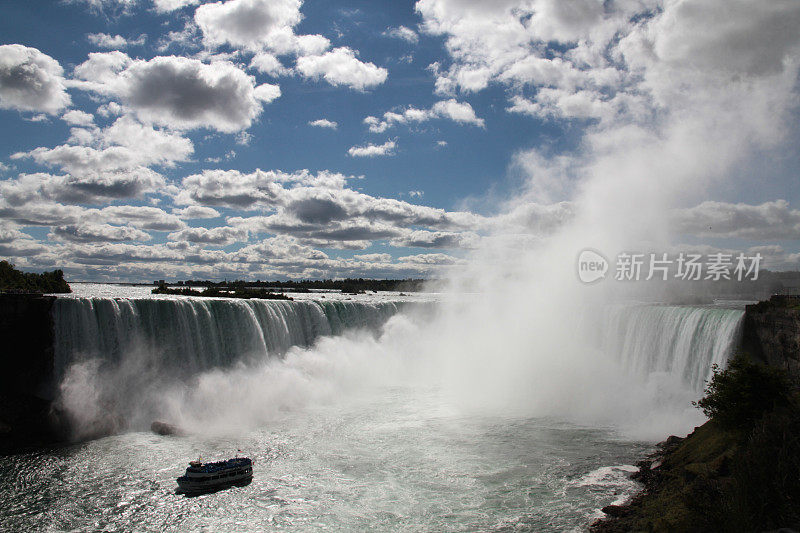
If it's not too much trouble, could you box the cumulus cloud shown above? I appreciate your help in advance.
[176,168,286,208]
[169,165,492,250]
[0,170,167,206]
[95,205,186,231]
[308,118,338,129]
[62,109,94,126]
[418,0,800,129]
[195,0,304,51]
[72,53,280,132]
[348,140,396,157]
[173,206,221,219]
[364,99,483,132]
[384,26,419,43]
[249,52,289,76]
[0,44,71,114]
[50,222,151,243]
[414,0,643,123]
[398,252,462,266]
[168,225,249,245]
[296,47,388,90]
[0,221,48,257]
[11,116,192,204]
[391,229,479,249]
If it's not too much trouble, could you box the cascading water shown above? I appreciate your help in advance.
[52,297,403,379]
[597,305,744,392]
[49,296,406,438]
[48,294,745,442]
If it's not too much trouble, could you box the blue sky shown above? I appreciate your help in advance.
[1,0,799,281]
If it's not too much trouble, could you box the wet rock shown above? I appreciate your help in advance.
[151,421,184,436]
[601,504,631,518]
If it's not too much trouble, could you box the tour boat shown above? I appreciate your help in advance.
[176,455,253,494]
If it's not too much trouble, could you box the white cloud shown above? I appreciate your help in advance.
[364,98,483,132]
[397,252,462,266]
[352,253,392,263]
[195,0,304,51]
[0,44,71,114]
[194,0,331,57]
[253,82,281,103]
[348,140,396,157]
[153,0,199,13]
[70,0,137,13]
[168,225,249,245]
[95,205,186,231]
[414,0,641,122]
[171,166,487,251]
[176,168,286,208]
[249,52,289,76]
[0,170,167,206]
[87,33,128,49]
[173,206,221,219]
[431,98,484,125]
[384,26,419,43]
[308,118,337,129]
[87,33,146,49]
[17,115,193,176]
[72,54,279,132]
[62,109,94,126]
[415,0,800,154]
[296,47,388,90]
[391,229,479,249]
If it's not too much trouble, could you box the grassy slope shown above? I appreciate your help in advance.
[592,356,800,532]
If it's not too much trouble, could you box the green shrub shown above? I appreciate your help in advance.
[0,260,71,293]
[693,354,791,431]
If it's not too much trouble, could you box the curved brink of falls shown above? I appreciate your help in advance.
[50,298,744,440]
[52,297,403,380]
[598,305,744,393]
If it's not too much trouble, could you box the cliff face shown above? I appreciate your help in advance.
[742,295,800,380]
[0,294,64,453]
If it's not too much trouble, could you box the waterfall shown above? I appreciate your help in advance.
[52,297,403,380]
[597,304,744,391]
[48,296,744,440]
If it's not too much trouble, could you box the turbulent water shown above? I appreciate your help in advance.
[0,286,746,532]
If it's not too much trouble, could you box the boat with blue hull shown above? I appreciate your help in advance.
[176,456,253,494]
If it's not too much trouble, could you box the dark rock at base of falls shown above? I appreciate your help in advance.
[0,294,67,454]
[151,421,184,436]
[600,505,631,518]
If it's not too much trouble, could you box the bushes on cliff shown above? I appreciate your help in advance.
[693,354,791,431]
[0,260,71,293]
[690,354,799,530]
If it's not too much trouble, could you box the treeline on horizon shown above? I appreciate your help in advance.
[162,278,429,293]
[0,260,71,294]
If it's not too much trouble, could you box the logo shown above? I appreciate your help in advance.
[577,249,609,284]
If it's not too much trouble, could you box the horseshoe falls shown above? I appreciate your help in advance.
[1,289,745,532]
